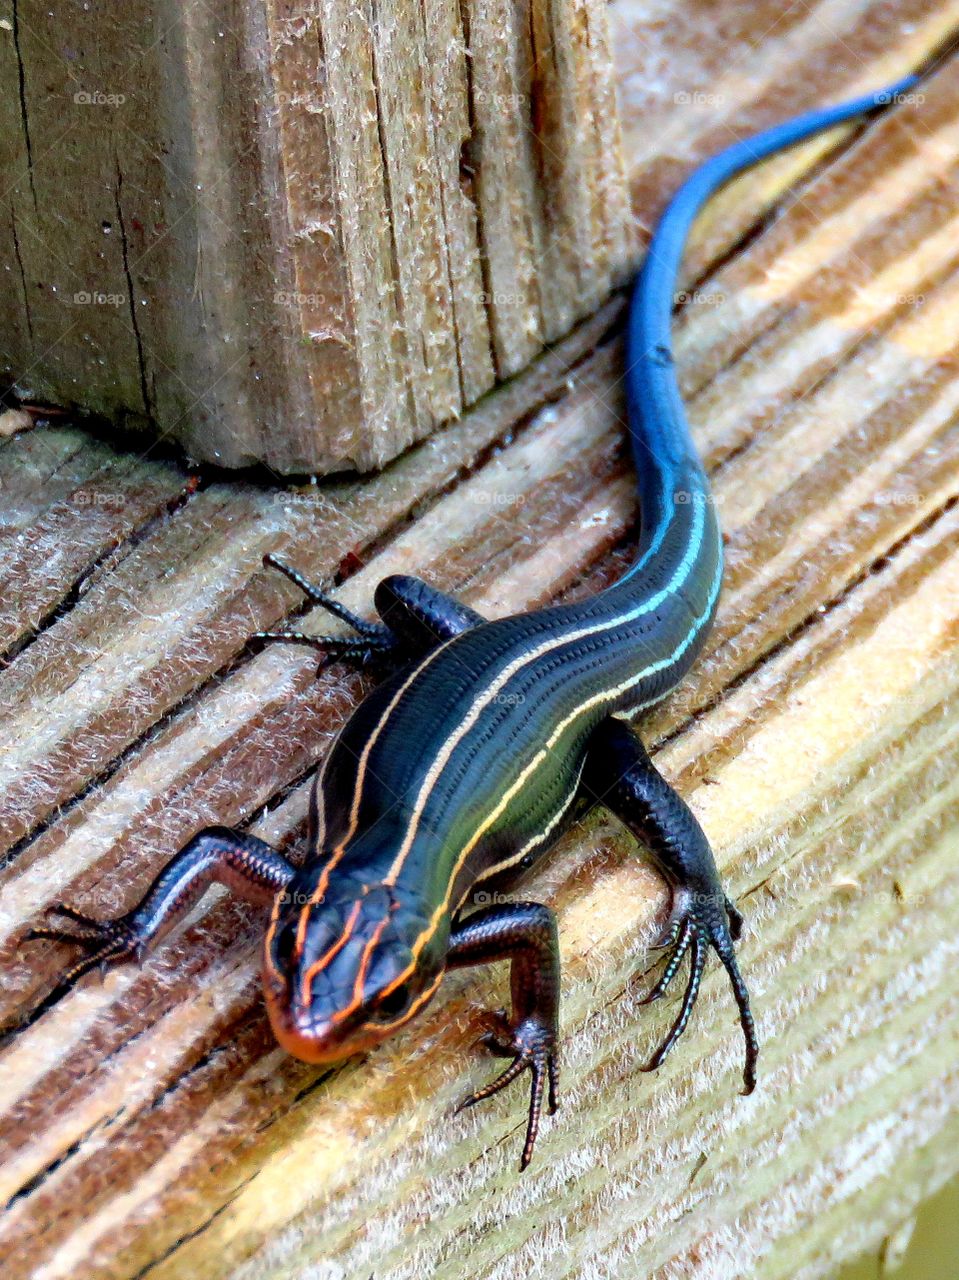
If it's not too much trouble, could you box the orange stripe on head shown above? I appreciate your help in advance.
[263,887,289,984]
[304,840,346,919]
[298,897,363,1005]
[297,839,353,956]
[367,969,445,1037]
[329,911,391,1027]
[365,899,447,1004]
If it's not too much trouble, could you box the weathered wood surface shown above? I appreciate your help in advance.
[0,0,631,474]
[2,10,959,1280]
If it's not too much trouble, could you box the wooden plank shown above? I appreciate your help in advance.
[3,443,957,1280]
[0,430,189,657]
[0,302,620,855]
[2,15,959,1280]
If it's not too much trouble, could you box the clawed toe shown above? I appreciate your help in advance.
[252,629,397,669]
[641,917,693,1005]
[26,906,141,987]
[261,554,400,660]
[725,896,744,941]
[29,907,100,944]
[474,1008,515,1057]
[458,1020,558,1170]
[642,925,705,1071]
[640,898,758,1092]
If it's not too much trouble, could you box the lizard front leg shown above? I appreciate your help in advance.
[28,827,296,993]
[446,902,560,1170]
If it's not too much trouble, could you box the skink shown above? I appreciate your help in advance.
[32,75,917,1169]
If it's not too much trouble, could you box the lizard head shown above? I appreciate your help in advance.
[261,869,447,1063]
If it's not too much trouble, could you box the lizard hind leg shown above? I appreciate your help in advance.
[255,553,401,667]
[256,557,486,667]
[583,716,759,1094]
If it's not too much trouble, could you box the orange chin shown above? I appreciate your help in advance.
[263,984,389,1064]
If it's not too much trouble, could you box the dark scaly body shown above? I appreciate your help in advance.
[298,474,718,927]
[265,464,719,1056]
[29,77,917,1169]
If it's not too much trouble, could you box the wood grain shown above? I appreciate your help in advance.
[1,9,959,1280]
[0,0,630,474]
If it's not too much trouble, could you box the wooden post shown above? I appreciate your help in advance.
[0,0,632,474]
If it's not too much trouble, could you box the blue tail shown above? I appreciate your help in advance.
[625,74,919,560]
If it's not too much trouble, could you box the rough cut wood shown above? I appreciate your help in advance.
[0,301,620,856]
[2,6,959,1280]
[0,0,631,474]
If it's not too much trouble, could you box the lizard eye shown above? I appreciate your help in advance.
[274,921,299,965]
[373,983,412,1021]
